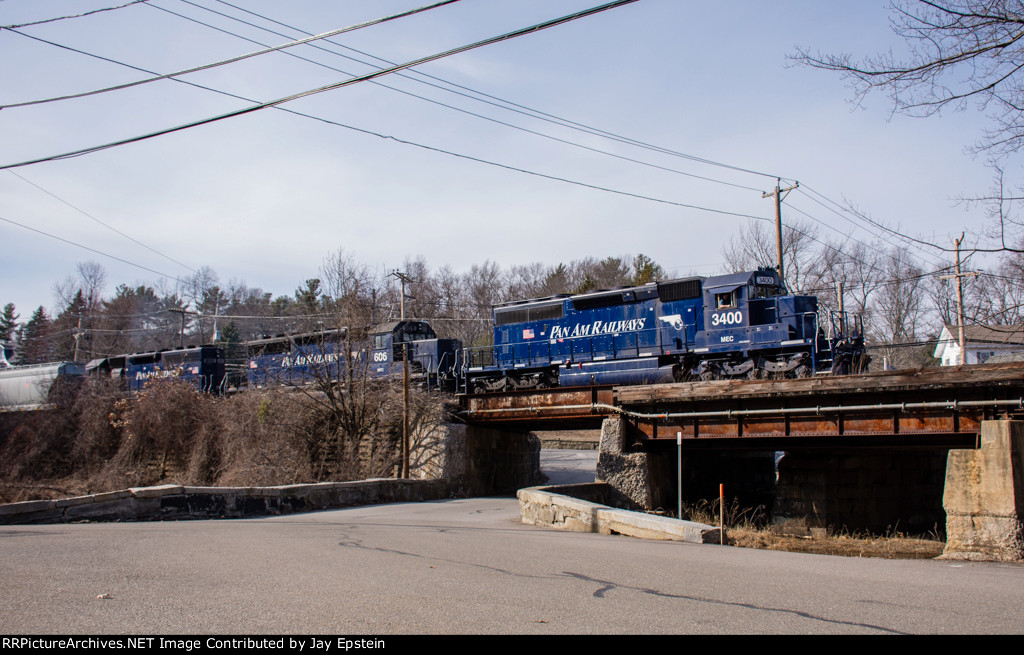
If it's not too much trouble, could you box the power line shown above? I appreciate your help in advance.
[0,0,152,29]
[206,0,789,183]
[0,214,184,282]
[175,0,769,193]
[0,0,641,170]
[151,0,763,193]
[797,184,961,266]
[2,12,767,222]
[0,0,463,110]
[7,170,197,274]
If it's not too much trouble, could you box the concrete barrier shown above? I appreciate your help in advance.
[518,482,722,544]
[0,479,449,525]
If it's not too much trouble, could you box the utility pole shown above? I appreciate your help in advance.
[762,179,799,283]
[72,315,83,362]
[390,270,414,479]
[167,308,191,349]
[938,234,979,365]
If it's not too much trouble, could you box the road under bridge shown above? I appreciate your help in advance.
[456,362,1024,560]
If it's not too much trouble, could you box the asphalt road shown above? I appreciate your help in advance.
[1,450,1022,635]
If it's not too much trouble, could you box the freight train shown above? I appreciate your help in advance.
[0,268,868,409]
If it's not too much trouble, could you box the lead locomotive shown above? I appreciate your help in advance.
[460,267,867,393]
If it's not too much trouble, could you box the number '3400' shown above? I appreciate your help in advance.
[711,310,743,327]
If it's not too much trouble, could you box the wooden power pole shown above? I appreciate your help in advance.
[938,234,979,365]
[390,270,414,478]
[762,179,799,283]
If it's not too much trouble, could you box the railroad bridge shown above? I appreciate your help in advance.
[457,362,1024,560]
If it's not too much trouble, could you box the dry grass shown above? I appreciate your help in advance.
[0,378,436,504]
[727,526,946,559]
[680,498,946,559]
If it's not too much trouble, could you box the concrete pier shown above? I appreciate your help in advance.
[942,420,1024,561]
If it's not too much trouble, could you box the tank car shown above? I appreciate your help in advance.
[0,361,85,411]
[460,268,867,393]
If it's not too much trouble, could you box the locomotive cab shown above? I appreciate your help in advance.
[368,321,459,390]
[369,321,436,367]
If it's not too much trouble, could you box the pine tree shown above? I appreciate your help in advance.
[15,306,54,365]
[0,303,18,343]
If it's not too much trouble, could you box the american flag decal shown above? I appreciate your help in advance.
[523,328,535,339]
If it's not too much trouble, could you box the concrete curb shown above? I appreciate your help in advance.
[0,479,449,525]
[517,483,722,544]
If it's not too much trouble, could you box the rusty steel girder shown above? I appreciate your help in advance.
[460,385,614,428]
[457,363,1024,448]
[615,363,1024,448]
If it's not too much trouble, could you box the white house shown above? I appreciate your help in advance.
[933,324,1024,366]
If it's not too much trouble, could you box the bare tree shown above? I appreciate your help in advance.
[795,1,1024,156]
[722,219,823,292]
[794,1,1024,248]
[871,247,929,368]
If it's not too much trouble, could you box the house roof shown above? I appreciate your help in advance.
[941,323,1024,347]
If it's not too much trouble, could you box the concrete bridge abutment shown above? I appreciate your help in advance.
[595,416,775,515]
[942,420,1024,561]
[410,420,545,497]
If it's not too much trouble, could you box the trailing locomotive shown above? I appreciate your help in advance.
[459,268,867,394]
[87,345,226,393]
[244,321,460,391]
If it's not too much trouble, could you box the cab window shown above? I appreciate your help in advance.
[752,285,782,299]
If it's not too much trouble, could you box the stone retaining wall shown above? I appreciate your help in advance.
[0,479,448,525]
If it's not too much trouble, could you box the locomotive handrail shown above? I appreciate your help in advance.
[463,325,667,369]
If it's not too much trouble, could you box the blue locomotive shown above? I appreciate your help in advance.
[460,268,867,393]
[86,346,226,393]
[245,321,461,391]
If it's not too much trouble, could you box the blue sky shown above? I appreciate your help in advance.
[0,0,1002,317]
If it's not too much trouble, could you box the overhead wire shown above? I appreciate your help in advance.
[0,0,153,29]
[6,0,1011,317]
[0,0,644,170]
[0,214,185,283]
[186,0,963,257]
[797,184,960,267]
[0,7,767,222]
[177,0,771,192]
[140,1,765,193]
[6,170,198,275]
[0,0,464,110]
[206,0,789,183]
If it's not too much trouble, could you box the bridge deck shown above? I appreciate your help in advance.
[459,362,1024,448]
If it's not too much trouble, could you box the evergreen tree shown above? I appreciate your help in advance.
[631,253,664,285]
[15,306,54,365]
[53,290,87,361]
[0,303,18,343]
